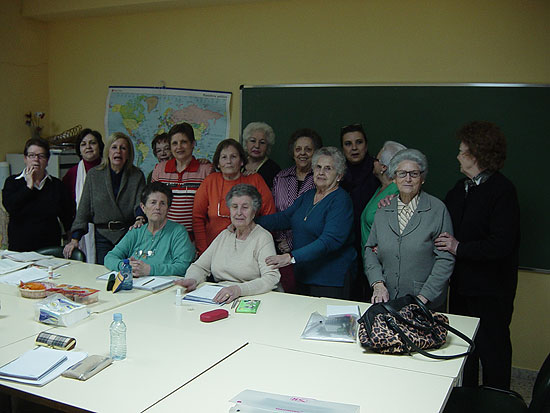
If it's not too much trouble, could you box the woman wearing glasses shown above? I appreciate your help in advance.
[364,148,455,310]
[192,139,275,256]
[2,138,74,252]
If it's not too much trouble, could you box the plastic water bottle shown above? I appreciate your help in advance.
[120,259,133,290]
[110,313,127,360]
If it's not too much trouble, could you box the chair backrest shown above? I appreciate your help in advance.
[35,246,86,262]
[530,352,550,413]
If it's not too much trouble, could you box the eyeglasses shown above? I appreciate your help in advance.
[395,170,423,179]
[26,153,48,160]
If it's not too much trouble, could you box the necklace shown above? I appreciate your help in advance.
[304,186,338,221]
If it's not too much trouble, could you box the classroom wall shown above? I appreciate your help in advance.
[5,0,550,370]
[0,0,49,157]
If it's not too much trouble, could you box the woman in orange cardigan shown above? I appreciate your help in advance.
[192,139,275,255]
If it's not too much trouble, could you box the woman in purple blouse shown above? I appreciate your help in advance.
[271,128,322,292]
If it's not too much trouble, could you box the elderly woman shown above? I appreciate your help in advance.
[242,122,281,189]
[63,132,145,264]
[3,138,74,252]
[146,132,172,183]
[177,184,280,304]
[257,147,356,299]
[62,129,105,262]
[192,139,275,256]
[104,182,194,277]
[435,121,520,390]
[151,123,213,238]
[360,140,407,249]
[364,148,455,309]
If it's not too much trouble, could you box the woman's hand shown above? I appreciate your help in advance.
[377,194,396,208]
[129,257,151,278]
[129,216,146,231]
[175,278,198,292]
[371,282,390,304]
[434,232,459,255]
[63,239,79,259]
[24,166,37,189]
[265,253,292,269]
[213,285,241,304]
[277,239,291,254]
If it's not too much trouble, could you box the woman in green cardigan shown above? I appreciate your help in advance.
[360,140,406,249]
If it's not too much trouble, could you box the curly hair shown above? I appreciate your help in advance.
[456,121,506,171]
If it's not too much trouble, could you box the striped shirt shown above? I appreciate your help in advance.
[152,157,213,236]
[397,193,419,233]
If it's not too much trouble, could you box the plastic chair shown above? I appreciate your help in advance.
[36,246,86,263]
[444,352,550,413]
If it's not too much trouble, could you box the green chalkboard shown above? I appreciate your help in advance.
[241,84,550,271]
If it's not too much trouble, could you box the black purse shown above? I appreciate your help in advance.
[358,295,475,360]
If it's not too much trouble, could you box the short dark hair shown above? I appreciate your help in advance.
[24,138,50,159]
[151,132,170,151]
[141,181,173,207]
[456,121,506,171]
[340,123,367,145]
[212,139,247,171]
[75,128,104,159]
[168,122,195,144]
[287,128,323,158]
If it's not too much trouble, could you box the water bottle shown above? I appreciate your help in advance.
[110,313,127,360]
[120,259,133,290]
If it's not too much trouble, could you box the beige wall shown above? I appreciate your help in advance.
[3,0,550,370]
[0,0,49,157]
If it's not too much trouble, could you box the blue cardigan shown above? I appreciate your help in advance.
[257,187,356,287]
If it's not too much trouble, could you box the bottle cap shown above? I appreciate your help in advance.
[123,258,130,265]
[113,313,122,321]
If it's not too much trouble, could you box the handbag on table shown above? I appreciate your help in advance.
[358,294,474,360]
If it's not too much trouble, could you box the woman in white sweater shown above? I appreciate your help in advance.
[176,184,280,304]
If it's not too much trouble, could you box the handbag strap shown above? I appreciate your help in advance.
[381,301,476,360]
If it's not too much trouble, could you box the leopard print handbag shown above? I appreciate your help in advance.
[358,295,474,360]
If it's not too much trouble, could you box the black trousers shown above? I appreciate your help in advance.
[450,291,515,390]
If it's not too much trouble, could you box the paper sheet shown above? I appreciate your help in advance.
[326,305,361,318]
[0,259,30,275]
[0,267,50,285]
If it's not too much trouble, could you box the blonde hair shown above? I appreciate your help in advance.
[99,132,136,172]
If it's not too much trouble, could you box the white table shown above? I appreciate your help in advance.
[107,287,478,381]
[0,309,248,413]
[148,342,455,413]
[0,294,49,348]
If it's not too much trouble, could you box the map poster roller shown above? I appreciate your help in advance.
[105,86,231,177]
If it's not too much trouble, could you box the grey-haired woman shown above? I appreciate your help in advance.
[242,122,281,189]
[364,148,455,309]
[177,184,280,304]
[257,147,356,299]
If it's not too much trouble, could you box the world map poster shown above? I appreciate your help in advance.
[105,86,231,176]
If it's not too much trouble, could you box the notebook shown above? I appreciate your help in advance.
[133,276,174,291]
[0,346,67,380]
[183,284,224,304]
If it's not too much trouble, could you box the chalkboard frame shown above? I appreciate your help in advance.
[240,83,550,272]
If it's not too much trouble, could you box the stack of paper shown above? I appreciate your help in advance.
[0,346,87,386]
[34,257,70,270]
[183,284,224,304]
[229,390,360,413]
